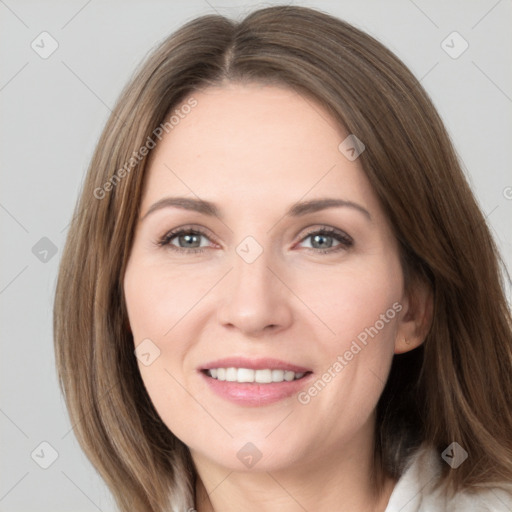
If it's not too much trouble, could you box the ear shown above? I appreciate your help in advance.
[394,277,433,354]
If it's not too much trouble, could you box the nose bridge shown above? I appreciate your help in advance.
[233,241,273,294]
[215,234,293,334]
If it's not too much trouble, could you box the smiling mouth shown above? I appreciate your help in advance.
[200,358,314,406]
[202,368,312,383]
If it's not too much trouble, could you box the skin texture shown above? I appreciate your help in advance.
[123,83,431,512]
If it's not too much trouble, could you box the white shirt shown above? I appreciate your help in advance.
[385,446,512,511]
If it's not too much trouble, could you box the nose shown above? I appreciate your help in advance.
[215,245,293,337]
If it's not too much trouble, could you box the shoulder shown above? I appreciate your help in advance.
[385,445,512,512]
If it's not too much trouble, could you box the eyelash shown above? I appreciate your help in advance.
[156,225,353,255]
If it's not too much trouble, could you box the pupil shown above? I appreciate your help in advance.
[313,234,332,249]
[182,234,199,247]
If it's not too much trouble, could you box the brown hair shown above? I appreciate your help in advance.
[54,5,512,511]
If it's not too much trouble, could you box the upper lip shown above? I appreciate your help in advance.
[200,357,312,373]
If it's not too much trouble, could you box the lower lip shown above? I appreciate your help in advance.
[200,371,313,406]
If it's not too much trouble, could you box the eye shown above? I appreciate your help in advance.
[156,225,353,255]
[156,226,214,254]
[297,226,353,254]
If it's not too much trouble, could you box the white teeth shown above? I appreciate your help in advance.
[255,369,272,383]
[206,367,307,383]
[285,370,297,381]
[237,368,255,382]
[226,367,237,381]
[271,369,284,382]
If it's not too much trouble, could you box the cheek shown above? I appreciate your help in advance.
[124,256,218,436]
[292,257,402,418]
[123,262,199,442]
[329,278,400,356]
[295,254,402,354]
[124,256,213,340]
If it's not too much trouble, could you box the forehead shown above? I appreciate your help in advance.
[141,83,376,213]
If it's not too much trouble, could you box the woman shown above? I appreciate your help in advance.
[53,5,512,511]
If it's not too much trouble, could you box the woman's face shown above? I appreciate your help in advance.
[124,83,409,474]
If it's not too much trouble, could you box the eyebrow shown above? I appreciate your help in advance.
[140,196,371,222]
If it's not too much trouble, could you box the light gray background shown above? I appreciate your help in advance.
[1,0,511,510]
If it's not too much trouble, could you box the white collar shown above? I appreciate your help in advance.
[385,445,512,511]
